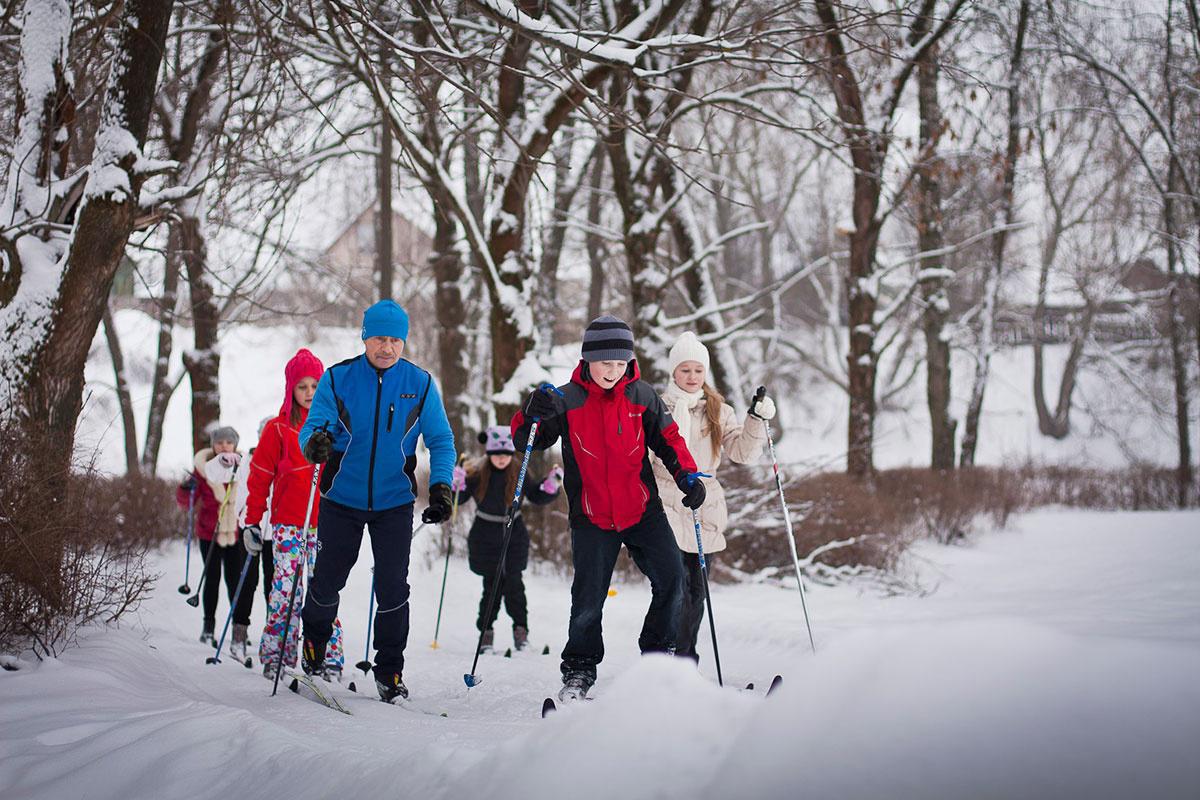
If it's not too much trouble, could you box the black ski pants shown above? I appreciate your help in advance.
[674,551,708,662]
[477,568,528,631]
[302,498,413,678]
[560,508,683,687]
[199,538,258,628]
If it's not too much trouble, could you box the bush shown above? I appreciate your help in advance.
[0,427,179,659]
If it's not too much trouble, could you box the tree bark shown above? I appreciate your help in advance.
[915,39,955,469]
[585,151,607,323]
[17,0,174,476]
[140,252,181,474]
[376,49,395,301]
[179,215,221,453]
[961,0,1030,466]
[102,303,139,476]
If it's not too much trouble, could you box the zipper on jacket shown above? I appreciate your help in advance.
[368,371,383,510]
[387,403,395,432]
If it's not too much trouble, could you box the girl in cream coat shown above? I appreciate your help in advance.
[651,332,776,662]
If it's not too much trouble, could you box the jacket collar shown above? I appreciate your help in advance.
[570,359,639,397]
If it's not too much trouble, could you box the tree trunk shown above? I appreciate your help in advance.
[845,224,880,478]
[534,134,576,348]
[16,0,174,478]
[102,303,139,476]
[961,0,1029,466]
[140,251,182,474]
[179,214,221,453]
[376,67,394,301]
[431,202,470,445]
[585,152,607,322]
[916,40,955,469]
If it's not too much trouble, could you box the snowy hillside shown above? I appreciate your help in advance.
[2,509,1197,799]
[80,311,1184,480]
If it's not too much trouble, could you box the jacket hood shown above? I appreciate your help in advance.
[281,348,325,421]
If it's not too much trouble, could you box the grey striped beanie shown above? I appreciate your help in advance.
[581,315,635,363]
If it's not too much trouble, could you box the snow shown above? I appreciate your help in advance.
[1,509,1197,799]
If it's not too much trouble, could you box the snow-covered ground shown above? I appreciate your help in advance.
[2,509,1198,799]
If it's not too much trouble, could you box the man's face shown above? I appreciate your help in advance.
[365,336,405,369]
[592,360,628,390]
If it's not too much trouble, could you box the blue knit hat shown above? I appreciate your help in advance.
[361,300,409,341]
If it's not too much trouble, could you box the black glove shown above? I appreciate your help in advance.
[422,483,453,524]
[241,525,263,556]
[304,430,334,464]
[675,472,707,510]
[180,475,197,493]
[523,387,557,421]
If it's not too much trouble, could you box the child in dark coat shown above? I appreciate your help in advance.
[452,425,562,653]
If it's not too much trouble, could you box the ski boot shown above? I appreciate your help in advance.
[558,672,591,703]
[477,628,494,655]
[513,625,529,652]
[199,621,215,646]
[374,670,409,704]
[302,637,332,681]
[229,624,249,661]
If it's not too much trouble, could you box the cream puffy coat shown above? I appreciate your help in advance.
[195,448,246,547]
[651,399,766,553]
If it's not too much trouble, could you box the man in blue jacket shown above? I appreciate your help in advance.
[299,299,457,702]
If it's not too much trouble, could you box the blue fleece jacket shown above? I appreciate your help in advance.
[299,354,456,511]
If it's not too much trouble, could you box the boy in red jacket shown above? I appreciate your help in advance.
[512,315,706,701]
[241,349,344,679]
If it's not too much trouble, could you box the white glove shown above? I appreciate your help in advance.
[749,394,776,421]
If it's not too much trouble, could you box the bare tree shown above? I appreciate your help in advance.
[1,0,175,482]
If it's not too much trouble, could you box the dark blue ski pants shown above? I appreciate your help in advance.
[302,498,413,677]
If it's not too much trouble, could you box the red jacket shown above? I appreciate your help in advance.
[511,360,697,532]
[245,406,323,529]
[176,469,218,542]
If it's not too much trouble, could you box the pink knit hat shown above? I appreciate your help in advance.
[280,348,324,419]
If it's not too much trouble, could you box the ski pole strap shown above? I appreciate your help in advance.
[687,471,712,485]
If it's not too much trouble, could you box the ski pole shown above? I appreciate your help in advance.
[206,550,257,667]
[431,456,466,650]
[272,427,325,697]
[465,384,561,688]
[688,472,723,686]
[186,457,243,607]
[178,481,196,594]
[186,535,219,608]
[756,385,816,654]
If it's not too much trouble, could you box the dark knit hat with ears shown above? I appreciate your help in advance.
[478,425,515,455]
[581,315,635,363]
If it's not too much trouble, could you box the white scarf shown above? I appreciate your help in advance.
[663,382,704,444]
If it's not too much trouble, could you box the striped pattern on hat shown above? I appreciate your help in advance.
[581,315,635,363]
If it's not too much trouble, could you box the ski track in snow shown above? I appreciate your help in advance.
[2,509,1199,799]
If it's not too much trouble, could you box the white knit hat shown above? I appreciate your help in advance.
[667,331,710,376]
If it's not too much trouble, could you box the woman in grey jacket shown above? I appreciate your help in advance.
[652,332,776,662]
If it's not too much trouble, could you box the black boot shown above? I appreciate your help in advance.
[374,668,409,704]
[513,625,529,651]
[302,636,330,680]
